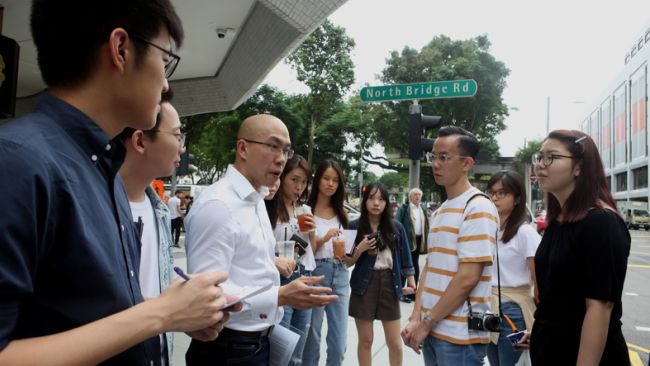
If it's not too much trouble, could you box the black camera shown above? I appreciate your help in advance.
[367,232,386,251]
[467,311,502,332]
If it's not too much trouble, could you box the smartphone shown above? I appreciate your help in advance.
[291,234,309,256]
[223,283,273,309]
[506,330,527,347]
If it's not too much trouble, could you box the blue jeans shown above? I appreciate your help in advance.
[303,259,349,366]
[487,302,526,366]
[280,271,312,366]
[422,336,487,366]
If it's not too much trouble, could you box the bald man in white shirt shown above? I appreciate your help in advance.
[185,114,338,365]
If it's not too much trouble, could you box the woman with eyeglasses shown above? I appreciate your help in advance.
[522,130,630,365]
[484,171,540,366]
[265,154,317,366]
[303,160,349,366]
[346,183,415,366]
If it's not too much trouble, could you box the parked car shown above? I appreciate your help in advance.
[535,210,547,234]
[344,202,361,221]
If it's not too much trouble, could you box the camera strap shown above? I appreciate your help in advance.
[463,193,502,320]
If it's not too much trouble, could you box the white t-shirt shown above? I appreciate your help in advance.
[492,224,540,287]
[168,196,181,219]
[273,218,316,271]
[313,215,342,259]
[130,195,160,298]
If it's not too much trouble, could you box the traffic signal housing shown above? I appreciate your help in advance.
[408,113,442,160]
[177,152,194,176]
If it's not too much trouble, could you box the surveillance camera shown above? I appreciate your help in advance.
[216,28,228,39]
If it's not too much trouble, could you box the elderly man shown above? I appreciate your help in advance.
[395,187,429,302]
[185,114,338,365]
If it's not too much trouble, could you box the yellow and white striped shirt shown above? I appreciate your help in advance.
[422,187,498,345]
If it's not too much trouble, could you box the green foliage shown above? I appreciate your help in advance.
[378,172,407,190]
[286,20,356,162]
[182,85,305,184]
[515,139,543,162]
[373,34,510,165]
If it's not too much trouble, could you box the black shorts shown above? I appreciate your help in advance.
[349,269,400,321]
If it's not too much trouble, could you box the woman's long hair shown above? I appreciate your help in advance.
[307,160,348,228]
[355,183,396,250]
[543,130,616,223]
[267,154,311,229]
[487,171,527,243]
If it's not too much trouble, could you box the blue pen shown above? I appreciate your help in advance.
[174,266,191,281]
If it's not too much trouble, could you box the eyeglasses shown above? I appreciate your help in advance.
[425,152,467,164]
[130,34,181,79]
[485,189,508,200]
[150,130,186,147]
[531,152,576,167]
[243,139,294,159]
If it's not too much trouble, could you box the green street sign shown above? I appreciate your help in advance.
[360,79,477,102]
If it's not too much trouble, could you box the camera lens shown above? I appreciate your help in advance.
[484,315,502,332]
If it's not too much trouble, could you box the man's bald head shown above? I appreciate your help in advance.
[237,114,288,140]
[234,114,291,190]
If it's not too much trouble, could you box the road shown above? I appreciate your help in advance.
[623,229,650,365]
[170,231,650,365]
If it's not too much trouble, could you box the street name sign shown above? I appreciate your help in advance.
[360,79,477,102]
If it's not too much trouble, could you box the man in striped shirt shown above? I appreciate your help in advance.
[401,126,498,365]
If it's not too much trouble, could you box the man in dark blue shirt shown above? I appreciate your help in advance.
[0,1,230,365]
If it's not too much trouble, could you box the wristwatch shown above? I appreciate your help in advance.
[421,312,438,328]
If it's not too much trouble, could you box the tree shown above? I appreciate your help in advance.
[378,171,407,190]
[287,20,355,163]
[182,85,305,184]
[370,34,510,171]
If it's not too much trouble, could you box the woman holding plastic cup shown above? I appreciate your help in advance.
[346,183,415,366]
[266,154,316,366]
[303,160,349,366]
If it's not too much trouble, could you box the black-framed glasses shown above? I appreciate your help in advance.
[130,34,181,79]
[243,139,294,159]
[531,152,576,167]
[485,189,508,200]
[151,130,185,147]
[425,152,467,164]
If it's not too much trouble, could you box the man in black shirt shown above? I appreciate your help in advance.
[0,1,229,365]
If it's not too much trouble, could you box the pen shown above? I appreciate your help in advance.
[174,266,191,281]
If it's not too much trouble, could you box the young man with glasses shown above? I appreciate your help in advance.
[184,114,339,365]
[401,126,499,365]
[0,1,229,365]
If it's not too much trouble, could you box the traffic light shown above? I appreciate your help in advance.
[177,152,194,176]
[408,113,442,160]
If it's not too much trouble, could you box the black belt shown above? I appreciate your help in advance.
[221,326,274,339]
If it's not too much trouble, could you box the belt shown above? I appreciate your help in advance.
[221,326,274,339]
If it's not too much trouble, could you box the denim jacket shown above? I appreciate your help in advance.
[349,219,415,298]
[145,186,174,362]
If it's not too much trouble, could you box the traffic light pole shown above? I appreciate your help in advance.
[408,102,422,190]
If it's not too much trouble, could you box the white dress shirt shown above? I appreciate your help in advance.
[185,165,281,331]
[410,203,423,235]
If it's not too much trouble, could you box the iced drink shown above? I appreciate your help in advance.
[333,238,346,258]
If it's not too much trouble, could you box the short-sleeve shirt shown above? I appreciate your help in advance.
[168,196,181,219]
[492,224,540,287]
[422,187,498,345]
[0,92,160,364]
[532,208,630,362]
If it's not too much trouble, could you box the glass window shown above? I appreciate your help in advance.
[633,166,648,189]
[615,172,627,192]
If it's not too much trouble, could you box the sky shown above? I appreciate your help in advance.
[264,0,650,165]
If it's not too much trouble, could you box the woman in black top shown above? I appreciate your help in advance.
[526,130,630,365]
